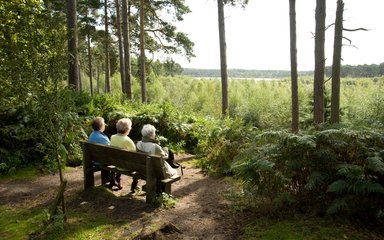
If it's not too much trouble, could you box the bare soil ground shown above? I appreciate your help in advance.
[0,156,246,239]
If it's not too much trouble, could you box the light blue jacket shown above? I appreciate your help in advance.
[88,131,110,145]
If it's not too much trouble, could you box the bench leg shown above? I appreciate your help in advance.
[163,183,172,194]
[84,168,95,190]
[146,157,157,204]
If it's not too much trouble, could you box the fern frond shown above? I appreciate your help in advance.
[336,163,364,180]
[327,180,348,193]
[305,171,328,190]
[254,131,281,145]
[365,156,384,174]
[348,181,384,195]
[326,198,348,215]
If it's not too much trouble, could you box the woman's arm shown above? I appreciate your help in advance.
[155,144,168,158]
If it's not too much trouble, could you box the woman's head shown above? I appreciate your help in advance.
[92,117,105,132]
[141,124,156,139]
[116,118,132,134]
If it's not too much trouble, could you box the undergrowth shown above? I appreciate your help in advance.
[229,129,384,222]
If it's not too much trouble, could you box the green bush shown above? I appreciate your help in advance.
[232,129,384,220]
[198,117,252,176]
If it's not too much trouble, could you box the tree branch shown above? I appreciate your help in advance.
[342,36,352,45]
[343,27,369,32]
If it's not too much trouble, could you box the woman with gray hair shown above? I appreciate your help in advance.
[136,124,179,177]
[110,118,136,190]
[110,118,136,151]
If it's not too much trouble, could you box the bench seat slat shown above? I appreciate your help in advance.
[161,175,181,184]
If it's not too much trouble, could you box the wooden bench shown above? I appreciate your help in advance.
[80,141,181,203]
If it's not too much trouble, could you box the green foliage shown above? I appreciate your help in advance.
[198,117,251,176]
[26,85,87,172]
[127,0,194,60]
[232,129,384,220]
[153,192,177,209]
[0,86,93,174]
[81,75,384,133]
[0,0,77,173]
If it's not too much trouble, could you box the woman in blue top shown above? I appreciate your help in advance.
[88,117,117,188]
[88,117,110,145]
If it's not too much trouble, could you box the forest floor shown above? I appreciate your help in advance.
[0,155,248,239]
[1,155,383,239]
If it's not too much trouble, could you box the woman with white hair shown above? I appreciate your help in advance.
[110,118,136,190]
[136,124,179,178]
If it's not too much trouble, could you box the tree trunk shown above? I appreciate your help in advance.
[66,0,79,90]
[122,0,132,99]
[104,0,111,93]
[115,0,125,93]
[85,9,93,96]
[87,32,93,96]
[78,66,82,90]
[217,0,229,116]
[289,0,299,133]
[140,0,147,103]
[313,0,326,127]
[97,66,100,94]
[330,0,344,124]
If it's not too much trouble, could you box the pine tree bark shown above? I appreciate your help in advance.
[115,0,125,94]
[122,0,132,99]
[66,0,79,90]
[85,8,94,96]
[313,0,326,126]
[104,0,111,93]
[217,0,229,116]
[289,0,299,133]
[140,0,147,103]
[97,66,100,94]
[87,32,93,96]
[330,0,344,124]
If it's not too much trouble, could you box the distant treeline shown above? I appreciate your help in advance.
[182,63,384,78]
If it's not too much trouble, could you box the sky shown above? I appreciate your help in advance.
[171,0,384,71]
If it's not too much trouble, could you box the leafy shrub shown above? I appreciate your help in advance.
[0,85,90,174]
[232,129,384,221]
[198,117,252,176]
[153,192,177,209]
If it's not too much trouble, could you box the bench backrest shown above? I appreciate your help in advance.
[81,142,167,179]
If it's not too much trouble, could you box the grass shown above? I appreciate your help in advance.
[0,187,144,240]
[38,212,123,240]
[0,206,47,240]
[0,166,41,181]
[0,166,77,182]
[240,215,382,240]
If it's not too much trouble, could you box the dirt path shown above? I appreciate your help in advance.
[0,157,245,239]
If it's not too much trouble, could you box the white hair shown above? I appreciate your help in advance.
[141,124,156,138]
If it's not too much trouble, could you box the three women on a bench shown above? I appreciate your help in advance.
[88,117,179,193]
